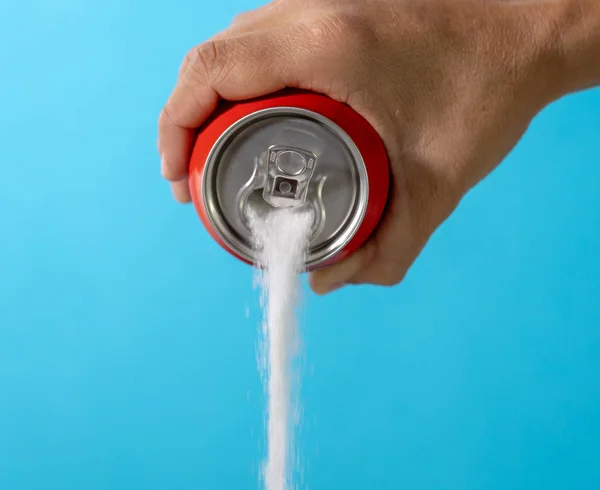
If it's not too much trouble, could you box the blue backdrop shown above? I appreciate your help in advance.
[1,1,599,489]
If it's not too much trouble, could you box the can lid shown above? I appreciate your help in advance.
[190,91,390,269]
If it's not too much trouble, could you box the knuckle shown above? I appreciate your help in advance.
[301,11,377,85]
[158,105,176,130]
[191,42,217,78]
[312,11,375,50]
[186,41,229,86]
[309,15,349,47]
[232,10,253,27]
[232,0,286,26]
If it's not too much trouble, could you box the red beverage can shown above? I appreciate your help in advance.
[189,90,389,270]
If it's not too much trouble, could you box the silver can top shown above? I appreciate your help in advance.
[202,107,368,268]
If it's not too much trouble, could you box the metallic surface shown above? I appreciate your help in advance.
[202,107,369,268]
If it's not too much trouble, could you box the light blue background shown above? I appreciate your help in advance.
[1,1,599,489]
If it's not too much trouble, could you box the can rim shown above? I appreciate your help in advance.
[189,90,390,271]
[201,106,369,268]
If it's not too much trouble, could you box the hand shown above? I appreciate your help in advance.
[157,0,582,294]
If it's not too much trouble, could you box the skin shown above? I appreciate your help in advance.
[157,0,600,295]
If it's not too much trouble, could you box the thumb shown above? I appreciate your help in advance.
[309,242,375,295]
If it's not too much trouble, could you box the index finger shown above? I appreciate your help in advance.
[158,47,219,183]
[158,24,334,198]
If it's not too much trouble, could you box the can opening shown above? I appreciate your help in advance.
[236,152,326,241]
[261,143,317,209]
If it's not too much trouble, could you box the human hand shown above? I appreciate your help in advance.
[158,0,592,294]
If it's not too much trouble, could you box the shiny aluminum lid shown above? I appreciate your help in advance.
[202,107,368,268]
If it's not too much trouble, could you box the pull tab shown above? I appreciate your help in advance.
[262,145,317,208]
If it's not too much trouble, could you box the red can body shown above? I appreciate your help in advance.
[189,90,390,269]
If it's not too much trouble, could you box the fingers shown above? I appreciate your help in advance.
[159,6,295,200]
[158,43,221,176]
[170,179,192,203]
[158,26,322,199]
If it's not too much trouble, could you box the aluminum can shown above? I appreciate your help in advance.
[189,90,389,270]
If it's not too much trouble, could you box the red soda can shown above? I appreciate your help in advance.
[188,90,389,270]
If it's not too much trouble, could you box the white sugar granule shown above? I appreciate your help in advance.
[249,208,313,490]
